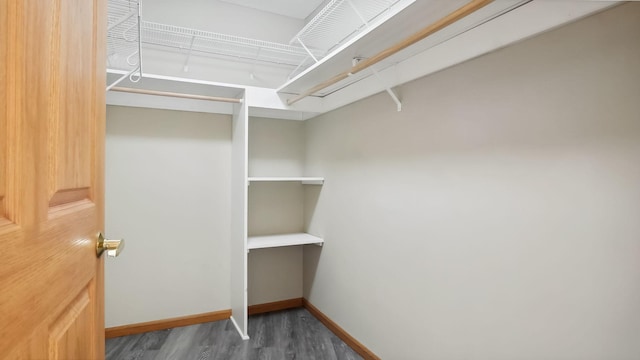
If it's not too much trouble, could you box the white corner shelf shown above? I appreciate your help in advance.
[248,177,324,185]
[248,233,324,250]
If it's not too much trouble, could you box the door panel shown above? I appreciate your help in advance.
[0,0,7,226]
[49,289,93,360]
[49,0,94,207]
[0,0,106,358]
[0,118,5,224]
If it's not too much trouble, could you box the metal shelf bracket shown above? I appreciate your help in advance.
[355,58,401,112]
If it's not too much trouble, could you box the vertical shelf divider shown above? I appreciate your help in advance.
[230,92,249,340]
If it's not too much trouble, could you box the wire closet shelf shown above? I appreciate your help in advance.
[141,21,318,68]
[106,0,408,86]
[107,0,142,90]
[291,0,403,59]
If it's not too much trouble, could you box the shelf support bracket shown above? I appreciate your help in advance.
[346,0,369,27]
[364,60,401,112]
[106,66,140,91]
[380,80,402,112]
[249,47,262,80]
[183,35,196,72]
[108,10,137,32]
[296,37,318,63]
[288,55,310,80]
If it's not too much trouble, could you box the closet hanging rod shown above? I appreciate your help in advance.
[110,87,243,103]
[286,0,493,105]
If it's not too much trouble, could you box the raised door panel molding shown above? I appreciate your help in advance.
[48,289,94,359]
[0,3,8,226]
[0,88,5,224]
[47,0,96,209]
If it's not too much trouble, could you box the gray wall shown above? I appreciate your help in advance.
[303,4,640,359]
[105,106,232,327]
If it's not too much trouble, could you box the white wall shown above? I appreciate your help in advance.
[247,117,306,305]
[304,3,640,359]
[105,106,232,327]
[248,117,305,177]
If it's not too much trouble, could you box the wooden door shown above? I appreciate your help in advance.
[0,0,106,359]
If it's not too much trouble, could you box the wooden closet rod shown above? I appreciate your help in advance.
[110,87,243,104]
[286,0,494,105]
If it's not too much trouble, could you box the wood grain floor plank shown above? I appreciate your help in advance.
[106,308,362,360]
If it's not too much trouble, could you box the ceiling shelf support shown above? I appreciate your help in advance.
[296,37,319,63]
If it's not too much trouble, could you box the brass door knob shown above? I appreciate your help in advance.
[96,232,125,257]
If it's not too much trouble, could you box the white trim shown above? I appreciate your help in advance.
[248,177,324,185]
[248,233,324,250]
[230,316,250,340]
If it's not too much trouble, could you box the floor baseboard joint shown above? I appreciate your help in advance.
[105,309,231,339]
[302,298,381,360]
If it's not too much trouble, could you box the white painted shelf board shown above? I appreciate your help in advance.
[278,0,527,96]
[278,0,415,95]
[248,233,324,250]
[248,177,324,185]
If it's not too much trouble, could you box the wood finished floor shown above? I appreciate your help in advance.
[106,308,363,360]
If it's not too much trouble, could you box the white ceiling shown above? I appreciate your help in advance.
[219,0,325,19]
